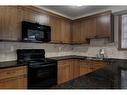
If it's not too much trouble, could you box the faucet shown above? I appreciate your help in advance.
[96,49,105,59]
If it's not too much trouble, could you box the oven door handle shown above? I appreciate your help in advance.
[29,63,56,68]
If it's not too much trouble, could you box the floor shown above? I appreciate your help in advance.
[52,69,114,89]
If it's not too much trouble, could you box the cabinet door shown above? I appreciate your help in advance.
[0,76,27,89]
[50,16,71,43]
[90,61,107,71]
[72,21,82,43]
[50,16,62,43]
[57,59,74,84]
[86,18,96,38]
[61,19,71,43]
[73,59,80,79]
[58,61,70,84]
[22,7,49,25]
[80,20,88,43]
[79,60,92,76]
[96,13,111,37]
[0,6,21,40]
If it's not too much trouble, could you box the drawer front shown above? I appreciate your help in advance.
[0,75,27,89]
[0,66,27,80]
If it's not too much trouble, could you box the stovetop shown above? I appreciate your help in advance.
[18,58,57,65]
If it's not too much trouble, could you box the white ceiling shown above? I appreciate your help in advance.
[38,6,127,19]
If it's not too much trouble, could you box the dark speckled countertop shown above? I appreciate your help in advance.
[0,55,127,69]
[49,55,127,63]
[50,55,86,60]
[0,61,26,69]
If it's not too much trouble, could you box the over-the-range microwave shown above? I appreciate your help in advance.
[22,21,51,42]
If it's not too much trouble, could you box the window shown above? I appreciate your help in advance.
[119,13,127,49]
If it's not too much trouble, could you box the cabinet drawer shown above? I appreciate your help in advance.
[0,75,27,89]
[0,66,27,80]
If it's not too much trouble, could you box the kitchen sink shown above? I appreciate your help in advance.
[85,57,104,61]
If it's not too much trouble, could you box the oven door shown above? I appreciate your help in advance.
[28,63,57,89]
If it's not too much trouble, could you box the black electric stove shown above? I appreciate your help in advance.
[17,49,57,89]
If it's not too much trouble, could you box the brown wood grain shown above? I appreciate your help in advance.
[0,66,27,89]
[57,59,107,84]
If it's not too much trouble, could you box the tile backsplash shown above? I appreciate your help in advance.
[0,42,72,62]
[1,40,127,62]
[72,42,127,59]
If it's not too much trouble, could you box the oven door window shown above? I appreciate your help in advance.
[28,65,57,82]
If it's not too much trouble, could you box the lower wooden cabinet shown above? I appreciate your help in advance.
[79,60,91,76]
[57,59,107,84]
[73,59,80,79]
[57,59,73,84]
[0,66,27,89]
[0,75,27,89]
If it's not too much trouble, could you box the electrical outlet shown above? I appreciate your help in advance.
[10,46,14,51]
[59,47,62,51]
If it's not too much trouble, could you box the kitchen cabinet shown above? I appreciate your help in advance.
[0,6,50,41]
[61,19,71,43]
[0,6,21,41]
[72,11,112,43]
[0,6,112,44]
[72,17,96,44]
[80,18,97,43]
[79,60,107,76]
[96,12,112,38]
[0,66,27,89]
[57,59,73,84]
[72,21,82,43]
[50,16,62,43]
[79,60,92,76]
[89,61,107,71]
[57,59,107,84]
[50,16,71,43]
[73,59,80,79]
[22,7,49,25]
[85,18,96,39]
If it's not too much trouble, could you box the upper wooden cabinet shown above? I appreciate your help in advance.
[22,7,49,25]
[0,7,21,41]
[72,18,96,44]
[0,6,113,44]
[49,16,62,43]
[61,19,71,43]
[96,12,112,38]
[72,11,113,44]
[50,16,71,43]
[0,6,50,41]
[85,18,96,39]
[72,21,82,43]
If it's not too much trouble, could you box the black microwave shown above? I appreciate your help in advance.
[22,21,51,42]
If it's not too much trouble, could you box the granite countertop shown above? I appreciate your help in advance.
[49,55,127,62]
[0,55,127,69]
[50,55,86,60]
[0,61,26,69]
